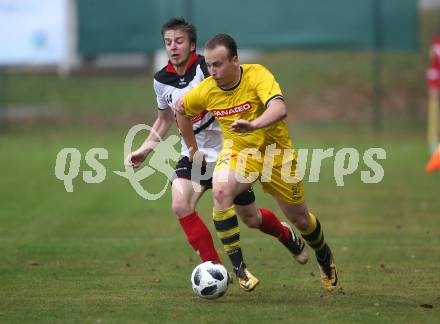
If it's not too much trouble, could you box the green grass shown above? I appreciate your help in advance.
[0,125,439,323]
[1,8,440,324]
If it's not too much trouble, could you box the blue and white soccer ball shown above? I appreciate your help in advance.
[191,261,229,299]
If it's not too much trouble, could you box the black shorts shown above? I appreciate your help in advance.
[173,156,255,205]
[174,156,214,188]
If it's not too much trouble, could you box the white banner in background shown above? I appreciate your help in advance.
[0,0,67,65]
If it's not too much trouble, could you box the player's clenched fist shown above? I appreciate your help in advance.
[125,149,148,168]
[231,119,256,133]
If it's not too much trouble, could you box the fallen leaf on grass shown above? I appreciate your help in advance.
[419,304,433,309]
[26,261,40,267]
[379,264,393,273]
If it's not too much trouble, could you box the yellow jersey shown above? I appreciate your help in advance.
[183,64,293,153]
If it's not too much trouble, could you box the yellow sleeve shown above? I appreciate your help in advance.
[182,86,206,117]
[255,65,284,107]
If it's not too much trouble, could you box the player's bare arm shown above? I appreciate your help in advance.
[231,98,287,133]
[175,100,199,156]
[125,108,174,168]
[175,99,206,164]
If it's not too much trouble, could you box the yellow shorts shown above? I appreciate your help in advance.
[215,147,305,205]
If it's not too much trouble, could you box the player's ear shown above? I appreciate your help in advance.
[232,55,239,67]
[190,42,196,53]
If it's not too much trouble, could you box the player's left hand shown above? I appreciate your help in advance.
[231,119,256,133]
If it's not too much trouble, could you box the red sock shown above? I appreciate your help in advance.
[258,208,290,242]
[179,211,222,264]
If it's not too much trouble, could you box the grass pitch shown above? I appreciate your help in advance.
[0,125,439,323]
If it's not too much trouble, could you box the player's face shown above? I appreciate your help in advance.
[163,29,195,68]
[204,46,239,89]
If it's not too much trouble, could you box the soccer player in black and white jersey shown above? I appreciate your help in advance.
[125,18,256,266]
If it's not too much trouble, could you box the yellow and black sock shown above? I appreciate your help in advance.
[300,213,331,262]
[212,206,243,269]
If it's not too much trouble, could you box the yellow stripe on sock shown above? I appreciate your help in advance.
[300,212,318,236]
[216,226,240,239]
[213,206,241,254]
[212,205,236,221]
[223,241,241,253]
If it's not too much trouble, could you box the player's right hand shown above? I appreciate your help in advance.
[190,149,207,167]
[125,149,148,168]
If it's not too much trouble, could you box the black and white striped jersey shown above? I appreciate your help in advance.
[153,54,222,162]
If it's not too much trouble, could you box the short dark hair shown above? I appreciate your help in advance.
[161,17,197,46]
[205,33,238,59]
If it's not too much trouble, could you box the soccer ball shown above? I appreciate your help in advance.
[190,261,229,299]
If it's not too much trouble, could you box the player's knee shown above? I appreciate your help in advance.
[291,210,310,231]
[241,215,260,228]
[172,200,193,218]
[213,187,234,209]
[236,207,261,228]
[293,218,309,231]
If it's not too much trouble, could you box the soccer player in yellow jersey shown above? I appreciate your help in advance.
[176,33,338,292]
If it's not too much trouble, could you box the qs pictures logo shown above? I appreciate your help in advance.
[54,124,387,200]
[54,124,180,200]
